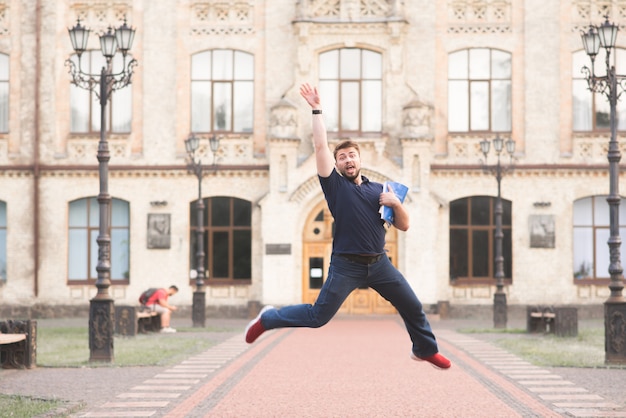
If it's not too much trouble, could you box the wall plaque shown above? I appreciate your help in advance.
[529,215,555,248]
[147,213,171,249]
[265,243,291,255]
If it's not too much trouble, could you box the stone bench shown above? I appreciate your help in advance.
[0,319,37,369]
[115,306,161,336]
[526,305,578,337]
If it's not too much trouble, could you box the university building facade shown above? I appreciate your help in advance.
[0,0,621,318]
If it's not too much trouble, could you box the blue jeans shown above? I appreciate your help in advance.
[261,253,439,357]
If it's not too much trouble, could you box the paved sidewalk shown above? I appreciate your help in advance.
[1,316,625,417]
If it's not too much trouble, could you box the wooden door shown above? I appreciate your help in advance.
[302,201,397,314]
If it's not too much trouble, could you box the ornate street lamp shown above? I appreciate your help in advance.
[581,16,626,364]
[66,18,137,362]
[185,133,220,327]
[480,134,515,329]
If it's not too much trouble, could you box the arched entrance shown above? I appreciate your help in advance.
[302,200,397,314]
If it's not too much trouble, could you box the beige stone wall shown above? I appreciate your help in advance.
[0,172,34,303]
[0,0,623,315]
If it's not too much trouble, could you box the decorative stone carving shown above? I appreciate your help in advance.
[296,0,403,21]
[191,1,254,35]
[68,139,129,160]
[305,0,340,18]
[402,100,433,139]
[571,1,626,34]
[269,98,298,139]
[69,1,132,33]
[572,135,626,163]
[293,0,407,44]
[0,3,9,36]
[448,0,511,34]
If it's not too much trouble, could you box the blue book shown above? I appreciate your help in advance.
[379,181,409,227]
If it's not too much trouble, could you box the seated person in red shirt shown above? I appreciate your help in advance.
[145,285,179,333]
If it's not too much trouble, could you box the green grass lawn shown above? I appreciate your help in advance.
[460,325,615,368]
[0,394,65,418]
[0,323,242,417]
[37,326,227,367]
[493,327,607,368]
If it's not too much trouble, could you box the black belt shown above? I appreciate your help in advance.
[339,253,383,265]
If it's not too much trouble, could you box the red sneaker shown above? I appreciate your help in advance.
[245,305,274,344]
[411,352,451,370]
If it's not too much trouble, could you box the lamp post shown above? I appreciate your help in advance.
[66,19,137,362]
[185,133,220,327]
[581,16,626,364]
[480,134,515,329]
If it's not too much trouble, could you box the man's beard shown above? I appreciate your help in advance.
[340,167,360,181]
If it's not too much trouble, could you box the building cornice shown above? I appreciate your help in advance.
[431,164,623,177]
[0,165,269,178]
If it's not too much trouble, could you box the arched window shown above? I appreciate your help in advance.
[69,51,132,133]
[572,49,626,131]
[449,196,512,284]
[0,53,8,133]
[191,50,254,133]
[319,48,382,134]
[68,197,130,283]
[0,200,6,282]
[190,196,252,283]
[448,48,512,133]
[573,196,626,281]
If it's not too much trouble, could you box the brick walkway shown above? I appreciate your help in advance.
[63,317,626,417]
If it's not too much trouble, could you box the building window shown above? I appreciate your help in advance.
[191,50,254,133]
[573,49,626,131]
[448,48,512,133]
[69,51,132,134]
[449,196,512,284]
[573,196,626,281]
[190,196,252,283]
[0,53,8,133]
[0,200,6,283]
[319,48,382,134]
[68,197,130,283]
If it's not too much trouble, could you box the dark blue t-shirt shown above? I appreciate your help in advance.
[319,169,385,255]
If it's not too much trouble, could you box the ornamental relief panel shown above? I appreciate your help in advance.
[67,136,256,165]
[69,1,132,32]
[181,135,256,165]
[0,3,9,37]
[572,0,626,32]
[67,138,129,161]
[402,100,433,139]
[269,99,298,139]
[445,135,626,165]
[296,0,403,21]
[447,135,487,164]
[447,0,511,34]
[190,1,254,35]
[573,135,626,163]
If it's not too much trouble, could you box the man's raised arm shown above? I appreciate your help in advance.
[300,83,334,177]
